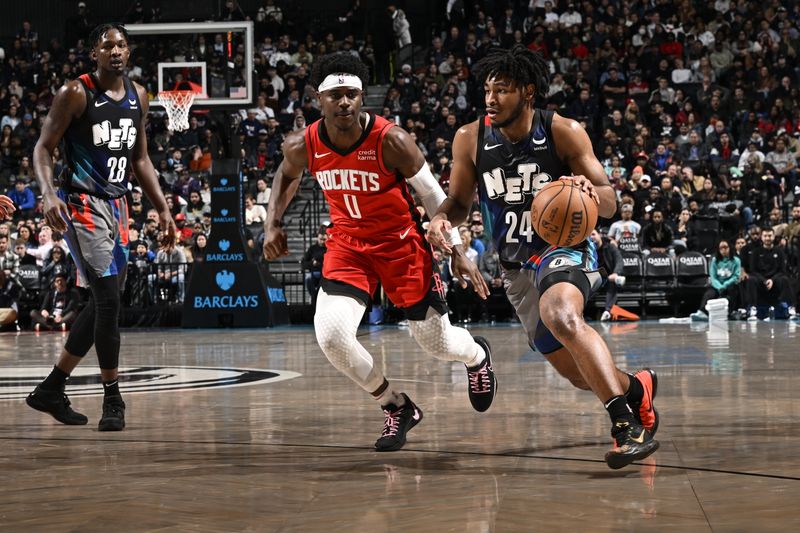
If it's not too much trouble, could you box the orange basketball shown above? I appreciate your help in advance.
[530,179,598,247]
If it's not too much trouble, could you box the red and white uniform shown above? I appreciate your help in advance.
[305,113,442,308]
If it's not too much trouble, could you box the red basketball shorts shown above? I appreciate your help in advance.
[321,225,447,312]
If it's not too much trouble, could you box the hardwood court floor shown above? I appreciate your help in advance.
[1,320,799,532]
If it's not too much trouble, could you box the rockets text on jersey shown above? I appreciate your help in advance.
[62,73,142,200]
[306,113,418,240]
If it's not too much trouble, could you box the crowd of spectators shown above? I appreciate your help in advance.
[377,0,800,321]
[2,1,800,328]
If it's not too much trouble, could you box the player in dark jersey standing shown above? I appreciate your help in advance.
[26,24,176,431]
[263,53,497,451]
[428,46,660,469]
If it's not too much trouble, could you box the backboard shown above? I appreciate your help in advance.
[125,21,254,109]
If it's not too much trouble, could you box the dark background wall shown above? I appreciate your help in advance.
[1,0,436,49]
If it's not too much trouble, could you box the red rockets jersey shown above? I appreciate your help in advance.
[305,113,417,241]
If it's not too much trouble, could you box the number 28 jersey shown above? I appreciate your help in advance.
[62,73,142,200]
[475,109,573,263]
[305,113,418,241]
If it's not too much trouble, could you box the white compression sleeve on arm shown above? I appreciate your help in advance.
[406,164,462,246]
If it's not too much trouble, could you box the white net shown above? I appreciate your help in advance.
[158,90,196,132]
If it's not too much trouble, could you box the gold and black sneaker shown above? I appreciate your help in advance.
[605,419,659,470]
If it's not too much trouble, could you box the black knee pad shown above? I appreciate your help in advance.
[539,268,593,305]
[64,298,95,358]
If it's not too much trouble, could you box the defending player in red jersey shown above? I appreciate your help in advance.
[263,53,497,451]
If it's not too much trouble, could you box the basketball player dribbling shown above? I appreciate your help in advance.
[263,53,497,451]
[0,196,14,218]
[26,24,177,431]
[427,46,660,469]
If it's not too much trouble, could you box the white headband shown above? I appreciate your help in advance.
[317,73,363,93]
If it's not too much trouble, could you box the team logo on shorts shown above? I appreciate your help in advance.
[432,273,447,297]
[548,257,577,269]
[0,366,301,401]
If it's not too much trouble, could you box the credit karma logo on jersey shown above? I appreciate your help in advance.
[482,163,552,204]
[212,177,237,193]
[92,118,137,150]
[212,208,236,223]
[315,169,380,192]
[193,269,260,309]
[357,149,377,161]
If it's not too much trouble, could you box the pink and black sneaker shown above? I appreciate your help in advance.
[374,393,423,452]
[466,336,497,412]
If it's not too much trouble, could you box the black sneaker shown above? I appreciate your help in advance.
[466,336,497,412]
[26,385,88,425]
[374,393,422,452]
[605,419,660,470]
[98,395,126,432]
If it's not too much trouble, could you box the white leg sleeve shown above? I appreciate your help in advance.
[408,307,483,366]
[314,288,386,393]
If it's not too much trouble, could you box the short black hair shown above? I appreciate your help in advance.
[310,53,369,91]
[472,44,550,104]
[89,23,130,48]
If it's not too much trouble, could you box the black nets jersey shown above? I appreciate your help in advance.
[475,109,586,264]
[62,73,142,199]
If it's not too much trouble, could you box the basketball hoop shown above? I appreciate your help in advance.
[158,90,196,132]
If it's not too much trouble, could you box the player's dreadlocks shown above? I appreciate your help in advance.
[89,23,130,48]
[472,44,550,106]
[310,53,370,91]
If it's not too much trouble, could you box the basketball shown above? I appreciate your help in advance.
[530,179,598,247]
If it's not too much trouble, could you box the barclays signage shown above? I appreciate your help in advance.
[182,160,279,328]
[212,208,237,224]
[191,269,261,309]
[194,295,260,309]
[216,270,235,290]
[212,177,237,193]
[206,238,245,262]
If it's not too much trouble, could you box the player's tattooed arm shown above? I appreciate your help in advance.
[551,114,617,219]
[263,130,307,260]
[33,80,86,232]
